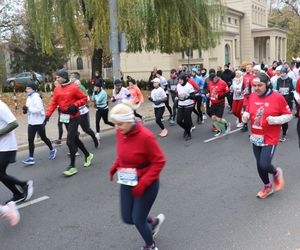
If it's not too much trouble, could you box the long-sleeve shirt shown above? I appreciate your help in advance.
[127,86,144,104]
[112,87,131,104]
[92,90,108,109]
[26,92,45,125]
[110,122,166,188]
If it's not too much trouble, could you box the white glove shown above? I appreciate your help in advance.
[242,112,250,123]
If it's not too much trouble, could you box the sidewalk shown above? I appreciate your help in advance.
[16,99,156,151]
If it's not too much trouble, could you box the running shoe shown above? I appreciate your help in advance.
[93,137,99,148]
[169,119,175,125]
[280,135,287,142]
[23,180,34,201]
[203,114,208,120]
[141,242,158,250]
[5,194,25,204]
[63,166,78,176]
[236,122,243,128]
[22,157,35,165]
[185,134,192,141]
[190,125,196,132]
[95,133,100,141]
[241,124,248,132]
[54,139,62,146]
[256,185,274,199]
[224,122,231,135]
[1,202,20,226]
[84,153,94,167]
[214,130,223,137]
[212,124,218,132]
[49,149,57,160]
[273,168,284,192]
[159,129,168,137]
[152,214,165,237]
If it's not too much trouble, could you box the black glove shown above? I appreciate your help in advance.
[22,105,28,114]
[188,93,195,100]
[43,116,49,125]
[148,96,153,102]
[66,104,79,115]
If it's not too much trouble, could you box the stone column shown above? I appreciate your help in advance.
[270,36,276,62]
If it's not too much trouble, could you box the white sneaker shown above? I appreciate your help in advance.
[236,122,243,128]
[67,152,80,156]
[96,133,100,140]
[203,114,208,120]
[152,214,165,237]
[24,180,34,201]
[2,202,20,226]
[190,126,196,132]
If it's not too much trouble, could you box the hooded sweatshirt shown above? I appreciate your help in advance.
[26,92,45,125]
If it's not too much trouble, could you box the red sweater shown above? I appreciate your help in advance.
[110,122,166,188]
[46,83,87,118]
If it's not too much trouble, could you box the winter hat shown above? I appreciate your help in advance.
[110,103,135,123]
[253,65,261,71]
[152,78,161,83]
[209,73,217,80]
[255,72,270,85]
[27,81,37,91]
[70,72,80,79]
[57,68,69,80]
[95,79,104,88]
[280,67,288,74]
[192,67,198,73]
[114,79,122,86]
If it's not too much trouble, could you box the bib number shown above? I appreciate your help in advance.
[117,168,138,186]
[250,134,265,146]
[279,87,289,95]
[59,114,70,123]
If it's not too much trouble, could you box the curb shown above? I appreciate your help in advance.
[17,114,159,152]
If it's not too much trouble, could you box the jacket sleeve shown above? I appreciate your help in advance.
[46,89,58,117]
[138,134,166,188]
[73,85,88,107]
[137,88,144,103]
[28,95,44,114]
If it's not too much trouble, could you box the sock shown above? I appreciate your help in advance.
[213,121,222,131]
[265,183,272,188]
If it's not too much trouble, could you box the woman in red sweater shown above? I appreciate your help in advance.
[109,103,166,250]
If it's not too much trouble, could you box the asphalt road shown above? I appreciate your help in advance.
[1,113,300,250]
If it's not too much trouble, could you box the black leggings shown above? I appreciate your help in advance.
[164,94,173,117]
[282,102,293,136]
[177,106,193,136]
[65,117,89,166]
[95,108,115,133]
[154,107,165,130]
[120,180,159,246]
[28,124,53,157]
[0,151,26,195]
[80,113,97,142]
[253,144,277,185]
[170,93,178,120]
[195,95,203,121]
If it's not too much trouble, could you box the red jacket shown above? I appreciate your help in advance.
[110,122,166,188]
[267,68,276,78]
[188,79,200,94]
[46,83,87,118]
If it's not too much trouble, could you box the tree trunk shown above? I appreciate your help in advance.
[91,48,103,79]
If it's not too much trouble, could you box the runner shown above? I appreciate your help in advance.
[148,78,168,137]
[176,73,195,140]
[109,102,166,250]
[92,79,115,141]
[126,78,145,121]
[241,64,254,132]
[45,69,94,177]
[167,69,178,124]
[70,72,99,148]
[242,73,292,199]
[270,65,282,88]
[156,70,173,122]
[111,79,131,104]
[191,68,205,124]
[275,67,295,142]
[266,61,278,78]
[207,73,231,137]
[230,71,244,128]
[22,81,57,165]
[0,201,20,226]
[0,99,33,203]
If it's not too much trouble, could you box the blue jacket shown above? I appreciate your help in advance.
[92,90,108,109]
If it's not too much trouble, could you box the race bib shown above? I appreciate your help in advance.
[250,134,265,146]
[171,85,177,91]
[117,168,138,186]
[279,87,289,95]
[59,114,70,123]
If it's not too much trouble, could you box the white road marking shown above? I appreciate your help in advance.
[17,196,50,209]
[203,127,242,143]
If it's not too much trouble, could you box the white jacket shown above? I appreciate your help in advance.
[26,92,45,125]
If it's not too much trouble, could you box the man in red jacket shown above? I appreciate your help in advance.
[45,69,93,176]
[207,73,231,136]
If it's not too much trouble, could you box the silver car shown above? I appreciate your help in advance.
[5,72,44,87]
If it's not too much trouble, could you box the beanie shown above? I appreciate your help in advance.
[114,79,122,86]
[280,67,288,74]
[27,81,37,91]
[95,79,104,88]
[70,72,80,79]
[57,68,69,80]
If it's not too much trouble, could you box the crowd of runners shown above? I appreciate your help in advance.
[1,58,300,250]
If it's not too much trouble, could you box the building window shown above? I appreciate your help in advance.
[76,57,83,70]
[234,39,239,58]
[228,17,231,24]
[225,44,231,64]
[235,19,238,25]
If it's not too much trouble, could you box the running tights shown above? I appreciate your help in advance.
[120,180,159,245]
[154,107,165,130]
[252,144,277,185]
[28,124,53,157]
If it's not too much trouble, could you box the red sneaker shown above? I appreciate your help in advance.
[257,184,274,199]
[212,124,217,132]
[273,168,284,192]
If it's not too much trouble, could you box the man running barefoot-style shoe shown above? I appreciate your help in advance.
[0,201,20,226]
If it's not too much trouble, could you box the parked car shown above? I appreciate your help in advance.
[5,72,44,87]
